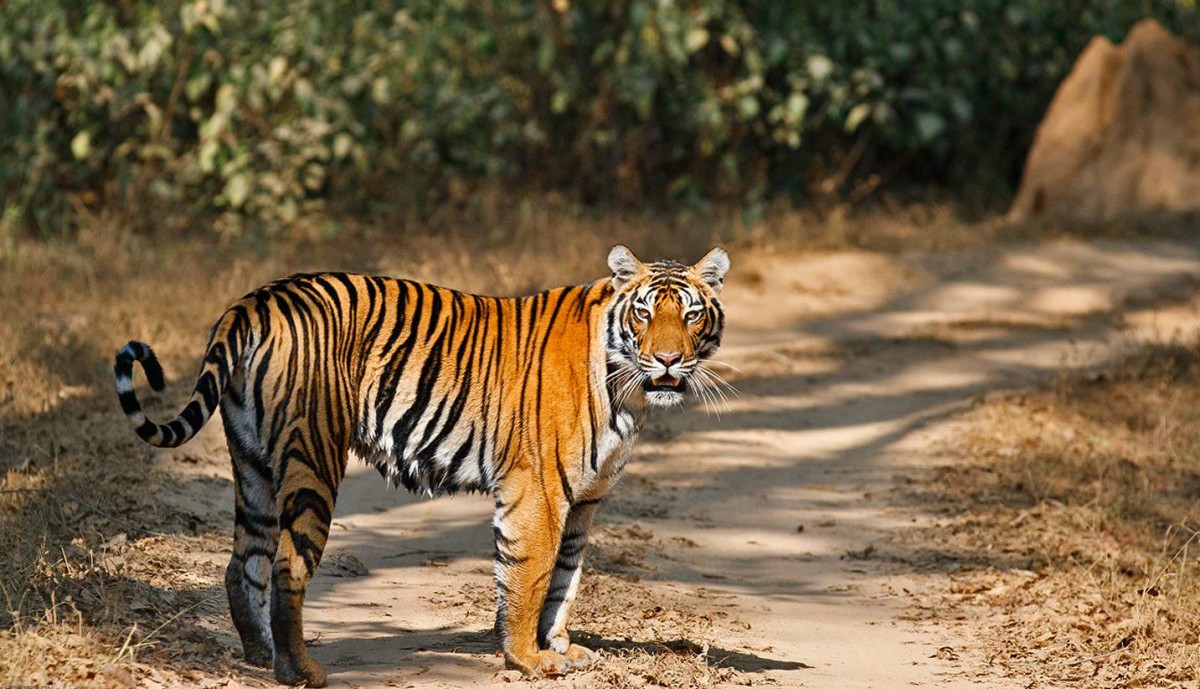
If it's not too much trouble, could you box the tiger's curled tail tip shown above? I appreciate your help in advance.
[116,340,166,391]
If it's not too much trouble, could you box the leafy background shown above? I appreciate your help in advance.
[2,0,1198,236]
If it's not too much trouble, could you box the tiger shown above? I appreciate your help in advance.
[113,245,729,686]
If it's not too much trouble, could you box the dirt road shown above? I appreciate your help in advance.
[162,239,1200,689]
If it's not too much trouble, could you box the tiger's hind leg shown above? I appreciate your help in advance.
[269,418,347,688]
[221,395,277,668]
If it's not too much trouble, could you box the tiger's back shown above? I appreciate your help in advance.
[216,273,629,495]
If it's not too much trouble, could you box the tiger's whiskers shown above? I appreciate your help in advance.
[690,363,738,416]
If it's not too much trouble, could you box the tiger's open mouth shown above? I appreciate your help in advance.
[642,376,687,408]
[644,376,686,393]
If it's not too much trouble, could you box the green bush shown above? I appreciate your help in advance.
[1,0,1198,235]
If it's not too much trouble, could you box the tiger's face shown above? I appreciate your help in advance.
[604,245,729,408]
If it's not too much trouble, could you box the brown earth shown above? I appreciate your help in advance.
[1009,19,1200,222]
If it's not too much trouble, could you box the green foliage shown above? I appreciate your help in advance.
[1,0,1198,235]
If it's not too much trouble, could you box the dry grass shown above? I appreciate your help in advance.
[913,341,1200,687]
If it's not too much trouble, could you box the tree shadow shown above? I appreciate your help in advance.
[572,632,814,672]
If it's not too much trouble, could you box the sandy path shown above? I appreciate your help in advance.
[240,240,1200,688]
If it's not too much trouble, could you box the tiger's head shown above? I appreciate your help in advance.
[604,245,730,408]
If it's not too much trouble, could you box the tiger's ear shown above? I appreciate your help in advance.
[608,245,644,289]
[693,247,730,293]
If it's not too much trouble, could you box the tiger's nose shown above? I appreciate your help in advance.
[654,351,681,368]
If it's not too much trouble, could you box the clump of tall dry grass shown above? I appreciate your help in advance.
[919,341,1200,686]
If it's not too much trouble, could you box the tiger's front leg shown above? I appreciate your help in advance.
[536,499,600,666]
[492,477,586,676]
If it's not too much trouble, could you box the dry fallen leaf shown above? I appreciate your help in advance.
[322,552,369,577]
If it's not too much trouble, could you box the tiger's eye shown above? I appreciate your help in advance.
[634,307,652,321]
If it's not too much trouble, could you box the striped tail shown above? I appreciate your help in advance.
[115,308,245,448]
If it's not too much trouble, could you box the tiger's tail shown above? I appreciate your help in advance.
[115,307,249,448]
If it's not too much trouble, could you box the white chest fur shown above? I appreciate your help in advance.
[576,405,641,500]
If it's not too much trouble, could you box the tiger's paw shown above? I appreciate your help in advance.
[507,649,589,678]
[563,643,597,669]
[243,643,272,669]
[274,653,327,687]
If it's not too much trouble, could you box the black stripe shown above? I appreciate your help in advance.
[375,283,421,440]
[181,400,205,430]
[136,420,158,441]
[390,310,447,459]
[444,428,475,491]
[118,389,140,415]
[556,454,575,505]
[558,537,586,561]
